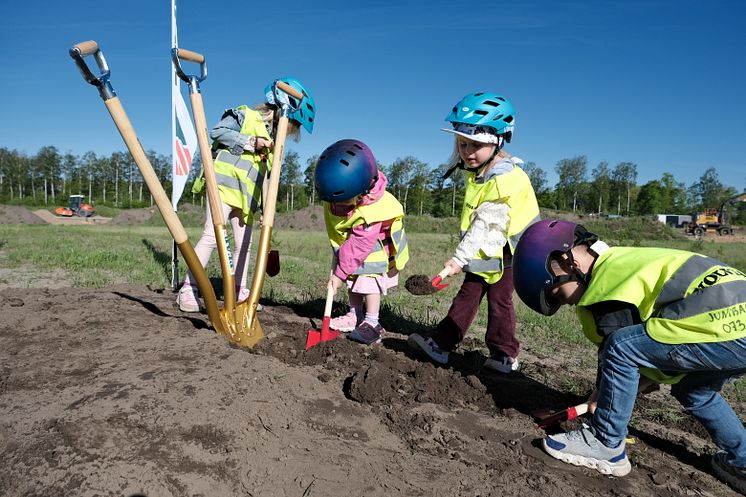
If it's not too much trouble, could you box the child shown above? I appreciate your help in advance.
[314,139,409,345]
[407,92,540,373]
[512,219,746,489]
[177,77,315,312]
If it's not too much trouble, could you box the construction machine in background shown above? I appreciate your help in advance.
[54,194,95,217]
[686,192,746,237]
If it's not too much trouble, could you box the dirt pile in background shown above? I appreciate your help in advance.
[0,205,46,224]
[275,205,325,231]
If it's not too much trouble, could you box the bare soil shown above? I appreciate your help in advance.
[1,205,744,496]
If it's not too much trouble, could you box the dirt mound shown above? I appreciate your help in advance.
[108,207,158,225]
[0,205,46,224]
[1,285,740,496]
[275,204,325,231]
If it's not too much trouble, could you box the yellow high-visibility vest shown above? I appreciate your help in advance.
[459,164,540,284]
[324,191,409,275]
[577,246,746,383]
[192,106,273,224]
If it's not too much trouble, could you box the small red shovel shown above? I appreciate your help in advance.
[305,283,340,350]
[535,403,589,429]
[430,267,451,291]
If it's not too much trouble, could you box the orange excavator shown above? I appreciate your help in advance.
[54,194,95,217]
[686,192,746,236]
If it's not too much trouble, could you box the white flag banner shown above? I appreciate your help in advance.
[171,0,197,209]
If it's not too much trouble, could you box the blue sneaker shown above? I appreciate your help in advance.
[542,423,631,476]
[712,450,746,494]
[349,321,384,345]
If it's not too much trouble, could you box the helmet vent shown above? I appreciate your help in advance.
[474,110,488,116]
[345,150,355,156]
[483,100,499,107]
[340,159,350,166]
[474,92,484,96]
[503,115,514,123]
[353,143,363,150]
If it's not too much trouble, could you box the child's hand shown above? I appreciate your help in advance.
[257,137,273,150]
[586,389,598,414]
[444,258,462,276]
[328,274,345,293]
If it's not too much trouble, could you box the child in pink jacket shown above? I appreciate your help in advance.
[314,139,409,345]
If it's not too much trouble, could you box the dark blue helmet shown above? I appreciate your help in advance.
[314,139,378,202]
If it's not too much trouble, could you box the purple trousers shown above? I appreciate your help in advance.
[430,264,519,360]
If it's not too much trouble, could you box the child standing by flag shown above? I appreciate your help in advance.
[176,77,315,312]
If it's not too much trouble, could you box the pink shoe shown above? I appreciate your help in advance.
[329,311,359,332]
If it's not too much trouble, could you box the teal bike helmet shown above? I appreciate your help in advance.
[264,77,316,134]
[315,139,378,202]
[444,92,515,142]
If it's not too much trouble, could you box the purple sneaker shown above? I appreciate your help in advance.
[349,321,384,345]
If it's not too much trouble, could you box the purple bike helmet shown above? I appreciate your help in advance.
[314,139,378,202]
[512,220,598,316]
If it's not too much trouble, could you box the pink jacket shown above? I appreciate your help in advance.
[330,171,390,280]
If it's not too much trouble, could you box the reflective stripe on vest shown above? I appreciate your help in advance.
[193,106,272,224]
[459,163,540,284]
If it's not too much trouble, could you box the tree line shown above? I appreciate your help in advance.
[1,146,744,224]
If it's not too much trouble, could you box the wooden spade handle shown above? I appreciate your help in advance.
[73,40,98,56]
[175,48,204,64]
[276,81,303,100]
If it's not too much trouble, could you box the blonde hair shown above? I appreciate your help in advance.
[254,102,301,143]
[447,136,511,167]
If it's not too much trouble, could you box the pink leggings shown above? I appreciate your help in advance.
[184,202,253,291]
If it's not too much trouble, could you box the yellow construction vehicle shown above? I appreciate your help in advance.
[686,192,746,236]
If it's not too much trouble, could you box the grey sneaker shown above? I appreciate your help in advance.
[349,321,384,345]
[407,333,449,365]
[483,356,519,373]
[712,450,746,494]
[542,423,631,476]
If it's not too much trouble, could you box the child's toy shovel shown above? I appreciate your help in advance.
[535,403,589,429]
[405,268,451,295]
[305,283,340,350]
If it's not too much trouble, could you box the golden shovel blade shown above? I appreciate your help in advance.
[214,300,264,348]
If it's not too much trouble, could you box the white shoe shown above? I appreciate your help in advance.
[483,356,519,373]
[236,288,263,311]
[177,285,202,313]
[407,333,449,365]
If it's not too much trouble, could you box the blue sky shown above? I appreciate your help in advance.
[2,0,745,191]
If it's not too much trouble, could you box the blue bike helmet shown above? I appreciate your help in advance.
[444,92,515,142]
[315,139,378,202]
[512,220,598,316]
[264,77,316,134]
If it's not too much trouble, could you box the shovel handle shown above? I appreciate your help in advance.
[323,283,335,318]
[537,403,589,428]
[175,48,205,63]
[171,47,207,85]
[72,40,99,56]
[276,80,303,100]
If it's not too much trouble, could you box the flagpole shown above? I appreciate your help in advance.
[170,0,179,292]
